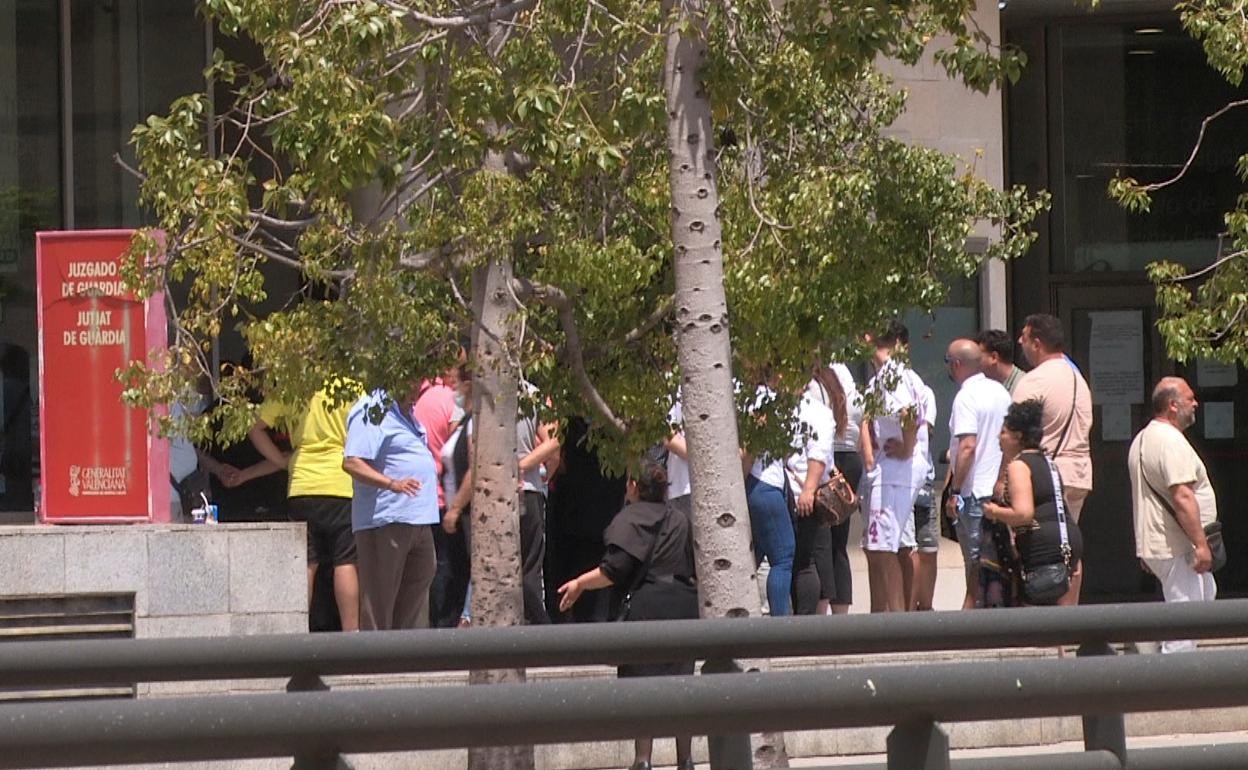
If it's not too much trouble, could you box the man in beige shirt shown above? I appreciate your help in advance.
[1012,314,1094,520]
[1128,377,1217,653]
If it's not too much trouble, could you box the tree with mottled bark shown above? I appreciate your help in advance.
[121,2,1043,767]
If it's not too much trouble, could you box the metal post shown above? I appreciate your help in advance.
[887,720,950,770]
[702,658,753,770]
[287,672,351,770]
[1077,641,1126,764]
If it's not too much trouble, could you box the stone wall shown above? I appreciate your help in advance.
[0,522,307,638]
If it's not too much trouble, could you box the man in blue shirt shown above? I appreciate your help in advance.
[343,388,440,630]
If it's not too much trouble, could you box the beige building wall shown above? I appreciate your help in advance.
[877,0,1010,330]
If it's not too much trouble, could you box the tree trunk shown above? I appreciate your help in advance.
[664,2,788,766]
[466,256,534,770]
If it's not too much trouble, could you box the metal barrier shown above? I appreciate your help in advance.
[0,599,1244,687]
[1,600,1247,769]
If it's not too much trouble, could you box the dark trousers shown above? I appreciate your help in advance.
[521,490,550,624]
[807,451,863,606]
[355,523,437,631]
[429,509,472,628]
[792,512,822,615]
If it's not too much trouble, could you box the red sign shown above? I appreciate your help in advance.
[36,230,169,523]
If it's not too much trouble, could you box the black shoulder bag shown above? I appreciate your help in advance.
[1022,456,1073,605]
[615,504,674,621]
[1138,434,1226,572]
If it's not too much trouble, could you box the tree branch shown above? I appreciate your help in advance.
[247,211,320,230]
[1175,247,1248,282]
[1136,98,1248,193]
[512,277,630,434]
[623,295,674,344]
[398,238,467,271]
[114,152,146,182]
[382,0,537,29]
[226,232,354,281]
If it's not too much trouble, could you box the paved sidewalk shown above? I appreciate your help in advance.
[795,731,1248,766]
[757,516,969,614]
[843,515,968,613]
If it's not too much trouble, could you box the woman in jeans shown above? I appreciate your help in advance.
[746,382,838,615]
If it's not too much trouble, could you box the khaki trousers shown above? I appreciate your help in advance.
[1065,487,1091,523]
[355,523,436,630]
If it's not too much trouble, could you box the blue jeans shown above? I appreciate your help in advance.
[954,495,996,566]
[746,476,795,616]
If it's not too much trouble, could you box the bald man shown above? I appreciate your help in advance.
[1128,377,1218,653]
[944,338,1012,608]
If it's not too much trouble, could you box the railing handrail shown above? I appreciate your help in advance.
[0,648,1245,769]
[0,599,1245,688]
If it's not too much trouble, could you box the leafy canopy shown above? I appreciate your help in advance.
[122,0,1043,463]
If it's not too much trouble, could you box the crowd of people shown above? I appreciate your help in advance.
[174,313,1221,647]
[162,312,1224,770]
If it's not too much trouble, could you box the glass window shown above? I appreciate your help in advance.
[1052,22,1248,273]
[0,0,61,512]
[71,0,203,228]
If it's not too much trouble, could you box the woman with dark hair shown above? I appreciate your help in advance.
[807,365,855,615]
[557,453,697,770]
[983,399,1084,606]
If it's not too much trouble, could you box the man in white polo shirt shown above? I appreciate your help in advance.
[944,338,1012,609]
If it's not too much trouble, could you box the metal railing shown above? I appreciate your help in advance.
[1,600,1247,769]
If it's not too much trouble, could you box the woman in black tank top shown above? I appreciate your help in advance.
[983,400,1083,605]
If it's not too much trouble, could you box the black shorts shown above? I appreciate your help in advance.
[288,496,356,566]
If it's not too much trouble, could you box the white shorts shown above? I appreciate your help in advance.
[860,464,918,553]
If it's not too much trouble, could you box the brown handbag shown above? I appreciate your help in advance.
[813,469,858,526]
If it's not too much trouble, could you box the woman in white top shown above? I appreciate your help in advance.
[808,364,855,614]
[665,400,693,519]
[745,381,838,615]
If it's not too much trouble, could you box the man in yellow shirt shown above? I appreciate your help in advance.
[243,382,362,631]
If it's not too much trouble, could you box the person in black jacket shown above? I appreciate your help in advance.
[544,417,627,622]
[556,451,697,770]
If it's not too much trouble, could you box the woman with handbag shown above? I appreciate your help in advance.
[982,400,1084,606]
[556,452,697,770]
[807,364,856,615]
[786,379,840,616]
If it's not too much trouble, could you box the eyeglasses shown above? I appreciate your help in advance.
[944,356,957,365]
